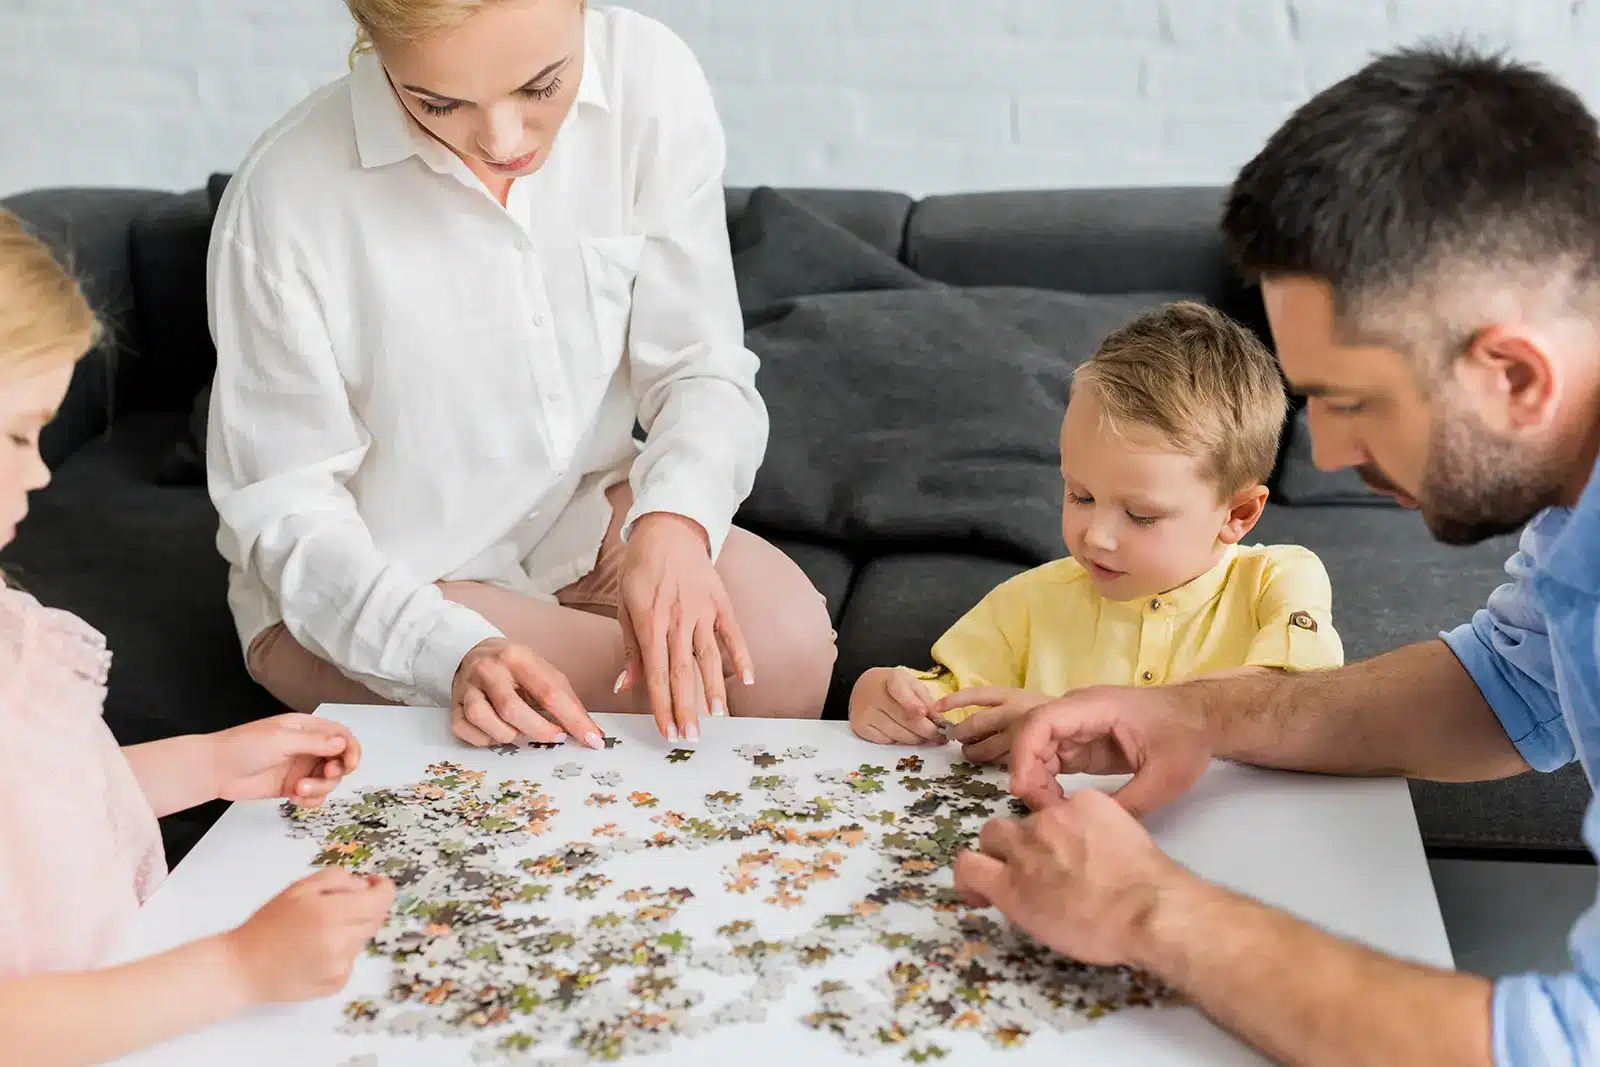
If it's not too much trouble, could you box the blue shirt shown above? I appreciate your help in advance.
[1442,474,1600,1065]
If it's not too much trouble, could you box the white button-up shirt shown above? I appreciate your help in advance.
[205,6,767,708]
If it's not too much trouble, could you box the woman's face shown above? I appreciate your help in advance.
[375,0,586,188]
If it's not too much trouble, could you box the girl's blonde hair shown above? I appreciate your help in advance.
[0,210,98,382]
[345,0,581,63]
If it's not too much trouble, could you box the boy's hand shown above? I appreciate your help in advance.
[933,688,1055,764]
[849,667,945,745]
[225,868,394,1005]
[209,714,362,809]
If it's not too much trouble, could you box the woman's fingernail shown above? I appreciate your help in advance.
[742,670,755,686]
[667,725,680,743]
[712,699,727,718]
[613,671,627,694]
[584,732,603,749]
[685,723,700,743]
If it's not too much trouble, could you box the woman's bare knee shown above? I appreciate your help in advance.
[730,585,836,720]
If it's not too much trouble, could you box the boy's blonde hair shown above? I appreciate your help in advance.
[0,210,98,382]
[1073,300,1286,496]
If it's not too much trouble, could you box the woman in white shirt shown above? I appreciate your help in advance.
[206,0,837,749]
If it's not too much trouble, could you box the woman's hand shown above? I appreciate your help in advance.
[615,512,754,742]
[452,638,604,749]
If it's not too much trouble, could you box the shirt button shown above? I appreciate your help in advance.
[532,313,546,326]
[1141,670,1155,682]
[1149,598,1161,611]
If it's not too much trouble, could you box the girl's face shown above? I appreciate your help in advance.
[0,358,73,551]
[375,0,586,195]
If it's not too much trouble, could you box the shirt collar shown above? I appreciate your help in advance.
[1096,544,1241,616]
[349,35,610,172]
[1534,450,1600,593]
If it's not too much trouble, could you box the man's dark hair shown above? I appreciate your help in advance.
[1221,41,1600,345]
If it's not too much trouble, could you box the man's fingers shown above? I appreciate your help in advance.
[947,705,1015,745]
[1108,745,1205,819]
[976,816,1027,863]
[951,849,1010,911]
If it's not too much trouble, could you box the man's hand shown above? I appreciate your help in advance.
[208,714,363,809]
[1008,684,1213,817]
[452,638,603,749]
[951,788,1190,966]
[934,687,1056,765]
[615,512,753,743]
[849,667,945,745]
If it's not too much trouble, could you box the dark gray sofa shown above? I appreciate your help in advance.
[1,180,1586,868]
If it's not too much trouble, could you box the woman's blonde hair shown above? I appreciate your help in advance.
[345,0,582,63]
[0,210,98,382]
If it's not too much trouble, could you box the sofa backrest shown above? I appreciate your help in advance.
[3,177,1272,459]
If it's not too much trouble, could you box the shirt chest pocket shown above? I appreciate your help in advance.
[579,235,646,378]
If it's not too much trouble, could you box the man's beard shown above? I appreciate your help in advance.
[1360,403,1564,546]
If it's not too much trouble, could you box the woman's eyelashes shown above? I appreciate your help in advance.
[416,79,564,117]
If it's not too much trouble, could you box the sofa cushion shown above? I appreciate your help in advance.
[127,189,217,414]
[827,553,1029,720]
[731,187,929,311]
[725,187,913,260]
[743,285,1189,565]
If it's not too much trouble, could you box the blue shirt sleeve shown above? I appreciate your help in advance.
[1493,800,1600,1065]
[1440,510,1575,772]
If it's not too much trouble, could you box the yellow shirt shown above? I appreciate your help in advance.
[905,543,1344,723]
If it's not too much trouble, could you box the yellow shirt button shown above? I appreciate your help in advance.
[1141,670,1154,682]
[1149,598,1161,611]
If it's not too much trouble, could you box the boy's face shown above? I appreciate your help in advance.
[1059,387,1265,601]
[0,358,73,552]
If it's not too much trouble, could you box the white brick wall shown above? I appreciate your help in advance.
[2,0,1598,198]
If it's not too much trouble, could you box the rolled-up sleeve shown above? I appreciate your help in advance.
[1492,797,1600,1065]
[618,22,767,561]
[1440,513,1574,773]
[206,229,500,706]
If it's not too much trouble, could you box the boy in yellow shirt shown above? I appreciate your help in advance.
[849,300,1343,761]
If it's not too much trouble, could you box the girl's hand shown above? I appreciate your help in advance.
[209,714,362,809]
[225,868,395,1004]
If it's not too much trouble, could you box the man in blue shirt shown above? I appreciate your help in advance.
[949,44,1600,1066]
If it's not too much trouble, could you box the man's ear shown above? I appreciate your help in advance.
[1457,324,1560,436]
[1218,485,1269,545]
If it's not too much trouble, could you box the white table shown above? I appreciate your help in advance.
[110,705,1452,1067]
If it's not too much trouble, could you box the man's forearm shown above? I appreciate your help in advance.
[1133,874,1493,1067]
[1181,640,1528,781]
[122,736,218,819]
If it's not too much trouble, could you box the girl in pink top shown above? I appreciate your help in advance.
[0,209,395,1066]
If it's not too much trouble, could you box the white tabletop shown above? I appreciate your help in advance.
[109,705,1452,1067]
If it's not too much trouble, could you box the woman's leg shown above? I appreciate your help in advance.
[246,486,837,720]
